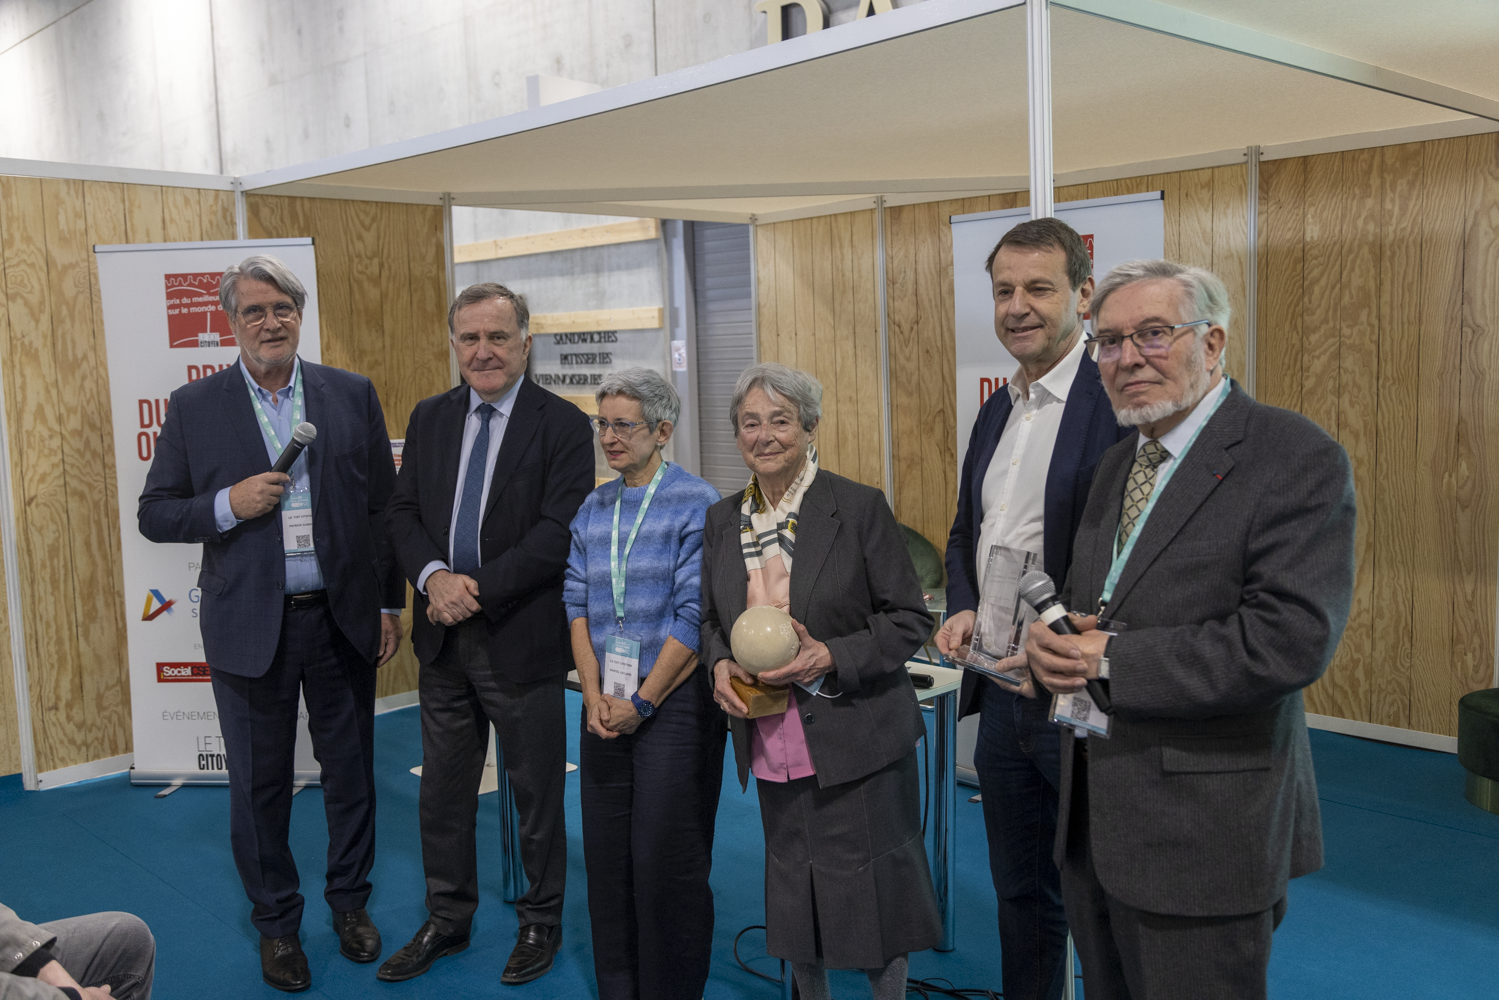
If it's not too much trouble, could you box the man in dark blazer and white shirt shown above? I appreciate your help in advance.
[935,218,1129,1000]
[138,256,404,991]
[1027,259,1355,999]
[381,283,593,987]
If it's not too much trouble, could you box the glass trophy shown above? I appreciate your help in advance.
[955,545,1041,689]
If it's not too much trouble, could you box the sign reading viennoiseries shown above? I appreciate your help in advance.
[948,193,1166,478]
[95,238,324,786]
[528,328,668,390]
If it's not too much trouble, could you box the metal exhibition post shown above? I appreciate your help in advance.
[1027,0,1055,219]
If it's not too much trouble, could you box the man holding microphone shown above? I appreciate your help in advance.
[139,255,404,992]
[1026,259,1355,999]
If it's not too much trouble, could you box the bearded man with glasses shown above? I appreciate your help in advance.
[1026,259,1356,1000]
[139,255,405,991]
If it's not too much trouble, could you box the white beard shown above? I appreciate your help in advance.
[1113,336,1213,428]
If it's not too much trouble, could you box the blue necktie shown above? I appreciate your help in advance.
[453,403,496,575]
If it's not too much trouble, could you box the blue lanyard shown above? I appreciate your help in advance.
[243,360,303,454]
[610,460,667,631]
[1099,379,1229,610]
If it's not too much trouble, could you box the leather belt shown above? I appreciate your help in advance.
[285,589,328,610]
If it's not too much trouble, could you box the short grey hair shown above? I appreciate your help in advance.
[220,255,307,317]
[448,282,530,335]
[1091,259,1232,336]
[730,362,822,432]
[596,367,680,428]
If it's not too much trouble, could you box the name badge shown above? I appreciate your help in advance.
[1049,690,1111,737]
[281,488,315,555]
[603,634,641,700]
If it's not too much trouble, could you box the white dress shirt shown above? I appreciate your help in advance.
[974,334,1087,592]
[416,379,524,594]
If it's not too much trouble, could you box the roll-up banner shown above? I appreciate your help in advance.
[949,192,1166,478]
[94,238,323,786]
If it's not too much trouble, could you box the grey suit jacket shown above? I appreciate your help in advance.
[1,902,63,1000]
[701,471,934,791]
[1054,381,1356,918]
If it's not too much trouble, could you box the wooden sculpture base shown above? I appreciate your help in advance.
[730,675,790,719]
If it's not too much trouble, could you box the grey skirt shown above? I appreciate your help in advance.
[756,749,942,969]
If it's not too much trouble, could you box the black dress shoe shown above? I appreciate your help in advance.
[375,921,470,982]
[260,934,311,992]
[501,923,561,986]
[332,907,382,963]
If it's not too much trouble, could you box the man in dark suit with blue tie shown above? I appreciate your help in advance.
[139,255,405,992]
[935,219,1129,1000]
[380,283,592,987]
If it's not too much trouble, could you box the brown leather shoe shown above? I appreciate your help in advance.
[376,920,470,982]
[260,934,311,992]
[501,923,561,985]
[332,907,382,963]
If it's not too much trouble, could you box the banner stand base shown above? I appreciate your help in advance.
[131,767,322,788]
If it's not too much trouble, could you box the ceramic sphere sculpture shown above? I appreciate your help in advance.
[730,605,801,676]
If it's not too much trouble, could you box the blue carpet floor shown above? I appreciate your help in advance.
[3,694,1497,999]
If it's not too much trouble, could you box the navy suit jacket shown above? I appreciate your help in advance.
[385,378,594,683]
[138,360,405,678]
[944,351,1130,717]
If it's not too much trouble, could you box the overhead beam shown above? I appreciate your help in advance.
[1057,0,1499,123]
[455,218,660,263]
[530,307,664,334]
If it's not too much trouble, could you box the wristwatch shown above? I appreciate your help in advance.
[630,692,656,718]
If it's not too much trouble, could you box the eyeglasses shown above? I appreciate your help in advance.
[238,302,298,326]
[1085,319,1210,362]
[592,418,650,439]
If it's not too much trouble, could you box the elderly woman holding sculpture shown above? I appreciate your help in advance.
[701,362,941,1000]
[563,367,725,1000]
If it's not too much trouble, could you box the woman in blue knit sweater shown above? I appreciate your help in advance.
[563,367,725,1000]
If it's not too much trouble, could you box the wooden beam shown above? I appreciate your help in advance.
[455,218,660,263]
[530,307,663,334]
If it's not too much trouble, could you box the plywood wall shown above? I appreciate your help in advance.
[755,165,1250,554]
[1258,134,1499,737]
[753,211,885,490]
[246,194,450,700]
[0,178,236,775]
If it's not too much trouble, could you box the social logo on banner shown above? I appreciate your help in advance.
[141,589,175,621]
[165,273,235,349]
[156,662,211,682]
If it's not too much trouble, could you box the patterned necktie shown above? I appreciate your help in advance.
[1117,439,1170,555]
[453,403,497,575]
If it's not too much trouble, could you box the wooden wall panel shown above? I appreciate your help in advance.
[245,193,448,700]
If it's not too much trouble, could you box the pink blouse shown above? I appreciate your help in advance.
[746,553,816,782]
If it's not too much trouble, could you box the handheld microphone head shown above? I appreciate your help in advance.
[291,422,317,445]
[1018,570,1058,609]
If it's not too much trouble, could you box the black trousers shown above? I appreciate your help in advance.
[1061,750,1286,1000]
[579,666,726,1000]
[418,617,568,934]
[210,600,377,938]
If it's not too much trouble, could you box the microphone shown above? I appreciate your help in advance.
[271,422,317,475]
[1018,570,1112,714]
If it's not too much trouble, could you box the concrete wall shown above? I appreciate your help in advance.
[0,0,923,176]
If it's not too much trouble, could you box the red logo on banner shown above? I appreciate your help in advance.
[1080,234,1095,262]
[165,273,236,349]
[156,662,211,682]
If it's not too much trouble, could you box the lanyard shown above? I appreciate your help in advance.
[1099,379,1230,610]
[610,459,668,630]
[243,360,303,455]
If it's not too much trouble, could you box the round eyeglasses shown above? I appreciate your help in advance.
[238,302,298,327]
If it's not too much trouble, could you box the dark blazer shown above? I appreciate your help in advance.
[701,471,934,790]
[1054,381,1356,917]
[386,377,594,682]
[138,360,404,678]
[945,350,1130,717]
